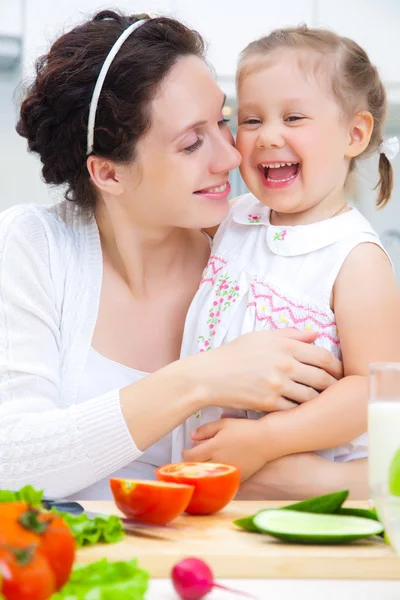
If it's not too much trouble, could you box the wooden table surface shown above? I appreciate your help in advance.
[77,500,400,580]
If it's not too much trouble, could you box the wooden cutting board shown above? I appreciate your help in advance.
[77,500,400,579]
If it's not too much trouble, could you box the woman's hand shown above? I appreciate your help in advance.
[181,328,343,414]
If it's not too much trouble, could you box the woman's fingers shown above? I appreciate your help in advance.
[271,395,299,410]
[280,379,319,403]
[289,361,337,392]
[291,341,343,380]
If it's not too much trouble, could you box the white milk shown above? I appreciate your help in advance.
[368,400,400,491]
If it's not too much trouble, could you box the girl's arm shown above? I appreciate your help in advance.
[258,242,400,460]
[237,454,368,500]
[253,242,400,461]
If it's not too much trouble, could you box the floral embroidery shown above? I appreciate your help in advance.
[273,229,287,241]
[248,214,262,223]
[198,274,240,352]
[248,279,339,345]
[201,255,227,285]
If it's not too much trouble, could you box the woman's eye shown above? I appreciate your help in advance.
[218,118,230,126]
[183,138,203,153]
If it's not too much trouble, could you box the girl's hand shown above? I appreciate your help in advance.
[182,418,267,481]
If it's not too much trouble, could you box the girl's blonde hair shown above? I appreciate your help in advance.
[237,25,392,208]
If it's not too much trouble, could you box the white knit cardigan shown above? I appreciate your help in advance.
[0,201,143,497]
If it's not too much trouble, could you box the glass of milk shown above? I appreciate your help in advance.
[368,363,400,496]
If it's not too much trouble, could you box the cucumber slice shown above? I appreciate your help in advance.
[253,509,384,544]
[338,507,384,538]
[234,490,349,532]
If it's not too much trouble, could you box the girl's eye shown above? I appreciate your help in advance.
[240,118,261,125]
[218,118,230,126]
[286,115,304,123]
[183,138,203,153]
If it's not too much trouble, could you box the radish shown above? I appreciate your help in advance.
[171,557,257,599]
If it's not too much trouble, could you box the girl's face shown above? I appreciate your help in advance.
[236,49,354,223]
[109,55,241,230]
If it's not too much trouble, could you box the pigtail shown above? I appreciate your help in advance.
[375,152,394,209]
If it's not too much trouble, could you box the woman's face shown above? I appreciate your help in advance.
[116,55,241,230]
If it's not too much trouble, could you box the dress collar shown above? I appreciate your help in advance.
[231,196,376,257]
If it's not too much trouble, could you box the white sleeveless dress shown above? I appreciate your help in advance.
[180,193,390,462]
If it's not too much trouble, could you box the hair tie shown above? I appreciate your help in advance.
[379,136,399,162]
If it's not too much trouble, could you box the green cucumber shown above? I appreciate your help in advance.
[338,507,379,521]
[234,490,349,532]
[233,515,260,532]
[253,509,384,544]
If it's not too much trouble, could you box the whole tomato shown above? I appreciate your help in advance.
[0,502,75,590]
[0,544,56,600]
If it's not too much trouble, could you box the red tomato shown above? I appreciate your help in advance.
[0,503,75,590]
[0,544,56,600]
[156,462,240,515]
[109,479,195,525]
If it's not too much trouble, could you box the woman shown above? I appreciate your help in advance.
[1,10,346,500]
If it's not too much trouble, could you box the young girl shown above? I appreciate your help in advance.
[180,26,400,487]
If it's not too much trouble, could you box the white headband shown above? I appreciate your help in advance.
[86,18,148,155]
[379,136,399,162]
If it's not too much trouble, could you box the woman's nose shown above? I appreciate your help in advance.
[210,129,242,174]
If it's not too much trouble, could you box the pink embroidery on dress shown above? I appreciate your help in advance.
[198,274,240,352]
[201,255,227,285]
[273,229,287,241]
[248,214,262,223]
[251,279,329,317]
[248,280,339,345]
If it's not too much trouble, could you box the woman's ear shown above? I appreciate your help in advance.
[345,110,374,158]
[86,155,125,196]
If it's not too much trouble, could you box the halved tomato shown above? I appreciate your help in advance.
[109,479,195,525]
[156,462,240,515]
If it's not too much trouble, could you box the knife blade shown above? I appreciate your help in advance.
[84,510,174,541]
[42,498,174,540]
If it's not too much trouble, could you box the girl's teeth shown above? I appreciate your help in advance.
[261,162,296,168]
[266,174,296,182]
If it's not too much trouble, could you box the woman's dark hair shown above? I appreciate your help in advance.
[16,10,205,213]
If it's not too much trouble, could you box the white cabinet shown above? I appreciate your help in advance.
[317,0,400,100]
[171,0,314,94]
[0,1,23,37]
[0,1,22,70]
[22,0,172,73]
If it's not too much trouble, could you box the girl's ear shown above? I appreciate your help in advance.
[345,111,374,158]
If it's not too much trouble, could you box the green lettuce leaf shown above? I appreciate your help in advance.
[53,510,125,547]
[0,485,43,506]
[52,558,149,599]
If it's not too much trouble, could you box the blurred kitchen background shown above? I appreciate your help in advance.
[1,0,400,276]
